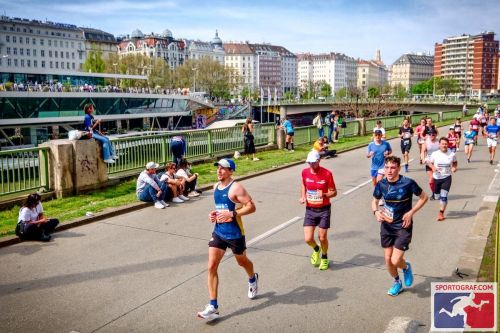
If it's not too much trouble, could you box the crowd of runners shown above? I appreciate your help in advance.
[196,104,500,321]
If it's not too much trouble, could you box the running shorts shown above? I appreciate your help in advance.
[400,140,411,154]
[304,205,331,229]
[380,223,413,251]
[370,168,385,178]
[209,232,247,255]
[433,176,452,196]
[487,138,498,148]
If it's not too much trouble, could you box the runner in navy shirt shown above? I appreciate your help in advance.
[372,156,428,296]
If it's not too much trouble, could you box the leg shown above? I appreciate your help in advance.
[92,132,111,160]
[207,247,225,300]
[303,226,318,248]
[42,218,59,234]
[234,251,255,278]
[318,227,328,255]
[384,247,398,278]
[390,248,407,270]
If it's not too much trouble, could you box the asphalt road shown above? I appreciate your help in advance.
[0,129,497,333]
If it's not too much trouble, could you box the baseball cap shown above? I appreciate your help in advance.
[214,158,236,171]
[306,150,320,163]
[146,161,159,169]
[374,129,383,135]
[449,126,455,130]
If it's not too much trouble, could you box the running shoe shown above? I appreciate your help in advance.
[160,200,170,207]
[429,194,435,201]
[310,249,320,266]
[467,158,470,163]
[253,157,260,161]
[104,158,115,164]
[403,261,413,287]
[154,201,165,209]
[172,197,184,203]
[188,191,201,197]
[319,258,329,270]
[387,281,403,297]
[490,160,494,165]
[197,304,220,321]
[437,212,445,221]
[178,194,190,201]
[248,273,259,299]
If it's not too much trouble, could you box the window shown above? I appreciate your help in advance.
[7,58,11,66]
[6,47,10,54]
[26,37,29,45]
[20,59,24,67]
[55,61,58,68]
[49,50,52,57]
[49,61,53,68]
[41,50,45,57]
[14,59,18,66]
[27,60,30,67]
[61,62,64,69]
[65,41,68,48]
[72,62,75,70]
[48,40,51,46]
[34,60,37,67]
[32,38,36,45]
[41,60,45,68]
[40,39,44,46]
[67,62,70,69]
[33,49,36,56]
[27,49,30,56]
[60,40,63,47]
[72,52,75,59]
[6,35,9,42]
[55,51,58,58]
[13,48,17,55]
[19,36,23,44]
[71,41,74,48]
[12,36,16,43]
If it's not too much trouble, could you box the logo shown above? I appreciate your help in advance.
[432,282,497,331]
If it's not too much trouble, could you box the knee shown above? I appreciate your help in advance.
[207,261,219,274]
[318,234,328,243]
[304,234,314,243]
[384,255,392,266]
[390,257,401,267]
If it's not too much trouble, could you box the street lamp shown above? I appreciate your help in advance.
[113,63,118,87]
[192,67,198,93]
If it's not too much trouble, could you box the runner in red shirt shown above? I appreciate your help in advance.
[447,127,458,153]
[300,151,337,271]
[415,118,426,164]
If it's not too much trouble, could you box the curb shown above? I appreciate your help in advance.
[0,121,461,248]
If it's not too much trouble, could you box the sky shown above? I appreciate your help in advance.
[1,0,499,64]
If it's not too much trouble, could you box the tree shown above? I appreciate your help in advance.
[393,83,407,99]
[320,82,332,97]
[411,79,433,95]
[83,44,105,73]
[367,86,380,98]
[335,87,348,99]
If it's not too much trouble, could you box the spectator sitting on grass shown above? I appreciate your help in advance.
[313,136,337,159]
[175,159,201,197]
[160,162,190,203]
[17,193,59,242]
[136,162,171,209]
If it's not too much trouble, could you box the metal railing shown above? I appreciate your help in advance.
[294,120,360,146]
[0,147,49,196]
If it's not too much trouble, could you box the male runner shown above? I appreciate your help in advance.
[483,117,500,165]
[372,156,428,296]
[367,130,392,187]
[197,158,258,321]
[398,118,414,172]
[300,151,337,270]
[421,129,440,196]
[428,137,458,221]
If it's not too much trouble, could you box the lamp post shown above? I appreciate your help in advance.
[192,67,198,93]
[113,63,118,87]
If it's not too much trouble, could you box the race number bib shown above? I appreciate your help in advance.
[381,204,394,223]
[403,132,411,139]
[306,189,323,205]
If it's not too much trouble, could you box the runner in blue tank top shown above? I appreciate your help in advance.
[197,158,258,321]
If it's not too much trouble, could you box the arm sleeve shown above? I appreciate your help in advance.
[411,179,423,196]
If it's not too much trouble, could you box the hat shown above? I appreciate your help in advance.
[449,126,455,130]
[306,151,321,163]
[374,129,383,135]
[214,158,236,171]
[146,161,159,169]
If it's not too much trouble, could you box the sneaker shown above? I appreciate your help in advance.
[248,273,259,299]
[188,191,201,197]
[112,155,119,159]
[39,232,51,242]
[178,194,190,201]
[253,157,260,161]
[319,258,329,270]
[490,160,494,165]
[154,201,165,209]
[405,164,409,172]
[379,198,385,206]
[160,200,169,207]
[437,211,445,221]
[310,249,320,266]
[467,158,470,163]
[172,197,184,203]
[387,281,403,296]
[429,194,435,201]
[104,158,115,164]
[403,262,413,287]
[289,150,295,153]
[197,304,219,321]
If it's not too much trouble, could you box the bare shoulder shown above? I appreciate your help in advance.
[229,181,252,203]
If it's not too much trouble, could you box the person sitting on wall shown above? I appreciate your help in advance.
[160,162,190,203]
[313,136,337,159]
[175,159,201,197]
[16,193,59,242]
[82,103,117,164]
[136,162,171,209]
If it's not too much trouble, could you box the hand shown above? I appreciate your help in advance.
[367,152,373,158]
[451,166,457,173]
[195,173,199,177]
[299,197,306,204]
[215,210,233,223]
[208,211,217,223]
[402,211,413,228]
[374,211,385,223]
[156,190,162,198]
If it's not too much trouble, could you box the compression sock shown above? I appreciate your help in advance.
[394,275,400,283]
[321,253,328,259]
[249,274,256,283]
[312,245,320,252]
[291,143,294,150]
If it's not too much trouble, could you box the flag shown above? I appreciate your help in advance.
[274,87,278,105]
[260,87,264,105]
[267,87,271,106]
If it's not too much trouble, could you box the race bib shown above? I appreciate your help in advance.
[403,139,410,145]
[381,204,394,222]
[306,189,323,205]
[403,132,411,139]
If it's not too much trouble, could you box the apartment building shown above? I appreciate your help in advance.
[390,53,434,91]
[183,31,225,65]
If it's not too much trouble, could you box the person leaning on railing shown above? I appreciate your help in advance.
[16,193,59,242]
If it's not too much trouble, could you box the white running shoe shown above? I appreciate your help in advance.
[160,200,169,207]
[154,201,165,209]
[188,191,201,197]
[248,273,259,299]
[112,155,119,159]
[178,194,190,201]
[197,304,219,321]
[104,159,115,164]
[172,197,184,203]
[253,157,260,161]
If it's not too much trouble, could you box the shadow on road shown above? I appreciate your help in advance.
[444,210,477,219]
[209,285,342,324]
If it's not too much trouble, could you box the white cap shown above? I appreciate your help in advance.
[306,151,320,163]
[146,161,159,169]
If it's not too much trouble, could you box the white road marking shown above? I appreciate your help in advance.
[384,316,421,333]
[343,159,415,196]
[247,216,302,246]
[483,195,499,203]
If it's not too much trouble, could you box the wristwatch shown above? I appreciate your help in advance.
[233,211,238,218]
[373,210,378,215]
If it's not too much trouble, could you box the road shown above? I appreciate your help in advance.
[0,129,497,333]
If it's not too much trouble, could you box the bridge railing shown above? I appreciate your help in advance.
[294,120,361,146]
[0,147,49,196]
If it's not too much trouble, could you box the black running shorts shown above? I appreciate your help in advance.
[208,232,247,255]
[303,205,331,229]
[380,223,412,251]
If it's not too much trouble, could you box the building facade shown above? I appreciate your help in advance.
[297,52,357,95]
[183,30,225,65]
[117,29,186,69]
[433,32,499,96]
[0,15,89,82]
[390,53,434,91]
[81,27,118,61]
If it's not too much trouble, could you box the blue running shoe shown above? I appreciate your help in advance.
[387,281,403,296]
[403,261,413,287]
